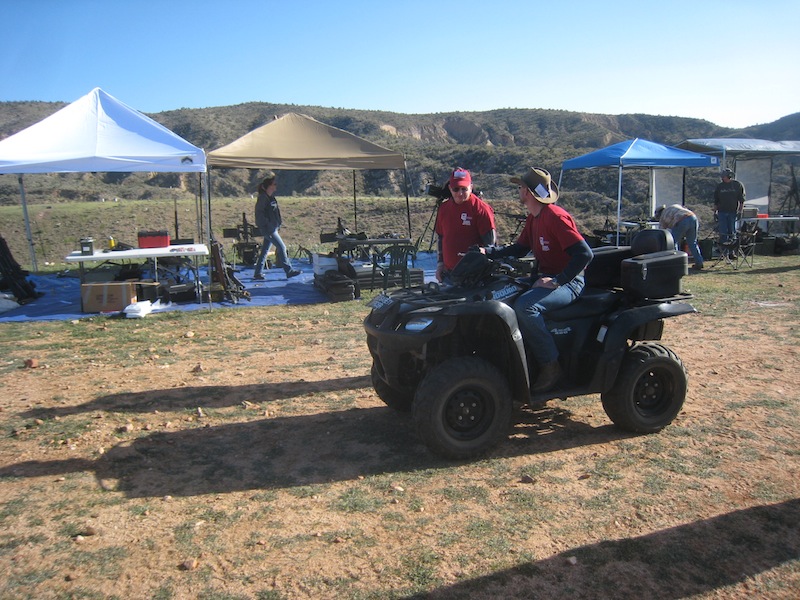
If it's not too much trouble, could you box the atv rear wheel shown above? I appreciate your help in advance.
[413,357,513,459]
[601,342,687,432]
[371,363,413,412]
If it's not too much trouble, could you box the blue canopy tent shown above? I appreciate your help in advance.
[559,138,719,243]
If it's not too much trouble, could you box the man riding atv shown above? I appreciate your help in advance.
[484,167,593,393]
[365,168,694,459]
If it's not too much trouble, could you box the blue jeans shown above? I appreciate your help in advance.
[671,214,703,267]
[717,211,737,245]
[513,276,585,364]
[254,227,293,276]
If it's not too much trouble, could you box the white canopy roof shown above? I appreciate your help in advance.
[0,87,205,174]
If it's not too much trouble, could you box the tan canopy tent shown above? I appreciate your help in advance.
[207,112,410,236]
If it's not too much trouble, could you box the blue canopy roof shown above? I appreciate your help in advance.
[562,138,719,170]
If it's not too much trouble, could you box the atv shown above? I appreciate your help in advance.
[364,229,696,459]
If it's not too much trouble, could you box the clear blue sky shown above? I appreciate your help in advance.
[2,0,798,129]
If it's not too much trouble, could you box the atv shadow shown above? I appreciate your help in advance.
[18,375,372,419]
[4,390,631,498]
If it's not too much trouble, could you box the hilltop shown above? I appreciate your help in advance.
[1,99,798,205]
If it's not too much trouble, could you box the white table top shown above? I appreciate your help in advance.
[65,243,209,263]
[741,216,799,223]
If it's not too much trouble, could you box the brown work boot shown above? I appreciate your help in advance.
[532,360,561,393]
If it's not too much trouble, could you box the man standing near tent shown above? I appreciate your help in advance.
[714,168,746,245]
[253,172,300,280]
[435,167,496,283]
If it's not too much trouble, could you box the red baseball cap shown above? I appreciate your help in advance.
[449,168,472,188]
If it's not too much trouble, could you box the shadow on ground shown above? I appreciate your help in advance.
[5,376,630,496]
[405,498,800,599]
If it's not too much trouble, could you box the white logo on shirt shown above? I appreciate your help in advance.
[539,236,550,251]
[461,212,472,226]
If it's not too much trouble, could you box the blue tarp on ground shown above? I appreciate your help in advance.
[0,253,439,323]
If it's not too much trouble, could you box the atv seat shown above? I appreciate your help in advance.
[546,288,620,322]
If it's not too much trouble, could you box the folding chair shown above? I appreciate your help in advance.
[736,221,758,269]
[708,221,757,270]
[370,244,416,290]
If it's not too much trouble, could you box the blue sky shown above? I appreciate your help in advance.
[2,0,798,129]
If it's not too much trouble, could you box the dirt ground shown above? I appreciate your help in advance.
[1,258,799,599]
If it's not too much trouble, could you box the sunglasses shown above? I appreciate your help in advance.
[451,186,470,193]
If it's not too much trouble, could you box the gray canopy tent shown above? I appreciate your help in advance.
[560,138,719,243]
[207,112,411,238]
[677,138,800,215]
[0,87,208,271]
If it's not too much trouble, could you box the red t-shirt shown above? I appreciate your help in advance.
[517,204,584,276]
[435,194,496,270]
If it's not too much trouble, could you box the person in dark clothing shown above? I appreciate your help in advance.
[252,172,300,280]
[486,167,593,392]
[714,168,746,245]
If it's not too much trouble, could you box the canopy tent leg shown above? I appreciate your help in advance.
[18,176,38,272]
[403,162,412,241]
[353,170,358,232]
[616,167,623,245]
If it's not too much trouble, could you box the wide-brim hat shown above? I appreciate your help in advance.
[511,167,559,204]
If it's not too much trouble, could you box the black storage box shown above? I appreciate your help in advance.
[585,246,633,288]
[630,228,675,254]
[621,250,688,299]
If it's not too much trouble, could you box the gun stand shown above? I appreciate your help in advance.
[223,213,262,266]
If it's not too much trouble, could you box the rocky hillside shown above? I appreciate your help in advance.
[1,99,798,211]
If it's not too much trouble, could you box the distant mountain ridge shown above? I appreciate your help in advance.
[0,98,798,204]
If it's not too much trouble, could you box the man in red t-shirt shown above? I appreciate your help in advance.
[488,167,593,392]
[435,167,496,282]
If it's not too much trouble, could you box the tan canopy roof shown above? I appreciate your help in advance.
[207,112,405,170]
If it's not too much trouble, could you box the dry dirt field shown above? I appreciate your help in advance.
[1,256,799,599]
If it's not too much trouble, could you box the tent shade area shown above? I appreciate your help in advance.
[207,112,409,237]
[560,138,719,243]
[677,138,800,215]
[0,87,208,271]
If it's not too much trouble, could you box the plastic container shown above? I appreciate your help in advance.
[80,237,94,256]
[138,230,170,248]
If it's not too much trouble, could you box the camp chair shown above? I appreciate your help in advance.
[709,220,758,270]
[370,244,416,291]
[735,221,758,269]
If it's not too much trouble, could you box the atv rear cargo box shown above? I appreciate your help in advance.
[585,246,633,288]
[621,250,688,299]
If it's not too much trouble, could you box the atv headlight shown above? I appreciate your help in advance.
[404,316,435,332]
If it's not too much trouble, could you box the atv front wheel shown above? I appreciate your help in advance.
[601,342,687,432]
[413,357,513,459]
[371,363,413,412]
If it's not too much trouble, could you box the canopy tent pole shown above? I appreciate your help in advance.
[352,170,358,232]
[18,176,38,272]
[403,162,412,241]
[616,166,623,245]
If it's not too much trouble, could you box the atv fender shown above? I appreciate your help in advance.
[595,301,696,391]
[441,300,531,403]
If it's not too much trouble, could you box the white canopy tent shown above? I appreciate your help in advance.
[0,87,208,270]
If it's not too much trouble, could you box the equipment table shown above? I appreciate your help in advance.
[65,244,210,307]
[740,216,799,235]
[334,237,413,260]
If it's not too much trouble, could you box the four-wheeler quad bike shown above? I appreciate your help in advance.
[364,229,696,459]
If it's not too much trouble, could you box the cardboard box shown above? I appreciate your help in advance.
[81,282,137,313]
